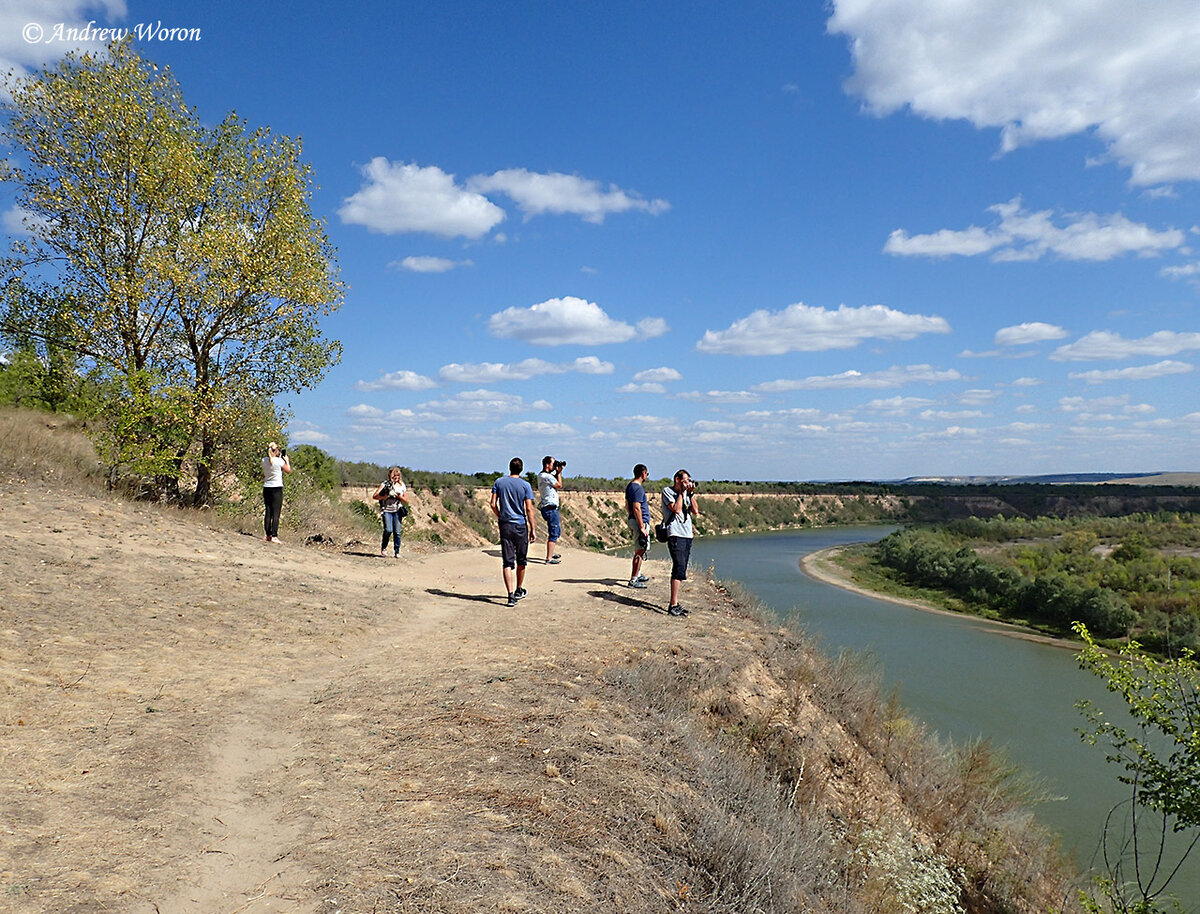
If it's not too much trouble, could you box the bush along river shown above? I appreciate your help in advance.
[672,526,1198,903]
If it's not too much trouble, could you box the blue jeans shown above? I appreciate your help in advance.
[381,510,403,554]
[540,505,561,542]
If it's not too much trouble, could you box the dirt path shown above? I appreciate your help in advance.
[0,484,720,912]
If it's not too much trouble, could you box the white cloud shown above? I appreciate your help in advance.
[418,389,552,422]
[339,159,505,238]
[391,255,473,273]
[633,367,682,383]
[487,296,666,345]
[0,1,127,83]
[696,303,950,355]
[995,322,1069,346]
[1068,360,1194,383]
[618,382,666,394]
[1052,330,1200,361]
[500,421,577,436]
[1,205,51,237]
[1162,262,1200,281]
[355,370,438,392]
[467,169,669,223]
[920,409,985,420]
[864,396,936,413]
[754,364,963,391]
[829,0,1200,185]
[675,390,762,404]
[886,199,1184,262]
[1011,377,1042,387]
[438,356,613,383]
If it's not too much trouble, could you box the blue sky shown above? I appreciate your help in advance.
[4,0,1200,480]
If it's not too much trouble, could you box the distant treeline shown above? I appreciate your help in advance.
[869,513,1200,653]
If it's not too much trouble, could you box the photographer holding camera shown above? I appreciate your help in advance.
[372,466,410,557]
[537,455,565,565]
[262,441,291,543]
[661,468,701,617]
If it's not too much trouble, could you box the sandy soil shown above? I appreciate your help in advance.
[0,481,782,913]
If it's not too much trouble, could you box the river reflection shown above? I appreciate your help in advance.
[630,526,1197,901]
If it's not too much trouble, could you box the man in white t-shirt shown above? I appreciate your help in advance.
[536,456,564,565]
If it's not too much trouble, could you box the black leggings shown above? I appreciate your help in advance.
[263,486,283,538]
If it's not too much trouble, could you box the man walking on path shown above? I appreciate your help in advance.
[625,463,652,589]
[537,456,564,565]
[490,457,537,607]
[661,469,700,617]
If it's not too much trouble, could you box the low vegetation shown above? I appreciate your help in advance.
[845,515,1200,653]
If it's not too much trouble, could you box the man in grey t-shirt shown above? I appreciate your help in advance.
[490,457,537,607]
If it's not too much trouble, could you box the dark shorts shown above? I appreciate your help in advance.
[540,505,561,542]
[499,521,529,569]
[626,515,648,552]
[667,535,692,581]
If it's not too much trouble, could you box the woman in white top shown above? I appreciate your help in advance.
[262,442,291,542]
[372,466,409,557]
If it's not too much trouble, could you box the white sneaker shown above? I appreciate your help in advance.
[628,578,647,589]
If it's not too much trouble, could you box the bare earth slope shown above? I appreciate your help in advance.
[0,480,1069,913]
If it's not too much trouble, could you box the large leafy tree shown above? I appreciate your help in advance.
[1,39,342,503]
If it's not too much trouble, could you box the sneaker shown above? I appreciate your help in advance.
[552,553,561,560]
[635,573,649,583]
[628,578,647,589]
[506,593,518,607]
[380,549,388,556]
[513,587,527,600]
[548,557,561,565]
[667,604,688,617]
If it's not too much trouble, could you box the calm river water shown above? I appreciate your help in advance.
[660,525,1198,902]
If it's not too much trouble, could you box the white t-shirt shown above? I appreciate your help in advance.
[380,480,407,513]
[661,486,694,538]
[537,471,559,508]
[262,455,285,488]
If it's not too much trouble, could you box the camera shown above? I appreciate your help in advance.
[553,459,566,472]
[278,449,286,458]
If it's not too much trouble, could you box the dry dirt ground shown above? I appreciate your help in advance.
[1,481,812,913]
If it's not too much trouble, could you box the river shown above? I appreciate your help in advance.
[666,525,1198,903]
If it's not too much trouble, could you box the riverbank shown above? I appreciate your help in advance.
[0,480,1077,913]
[801,545,1085,652]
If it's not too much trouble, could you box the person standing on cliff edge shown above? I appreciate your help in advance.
[536,455,564,565]
[625,463,651,589]
[490,457,537,607]
[661,468,700,617]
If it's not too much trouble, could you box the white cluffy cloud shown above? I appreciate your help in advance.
[355,369,438,392]
[488,296,667,346]
[754,364,963,391]
[1052,330,1200,361]
[468,169,669,223]
[0,1,127,82]
[619,367,683,395]
[340,160,669,237]
[418,389,552,422]
[438,356,613,384]
[886,200,1184,262]
[1069,360,1194,384]
[391,255,473,273]
[829,0,1200,185]
[995,322,1069,346]
[339,159,505,238]
[696,303,950,355]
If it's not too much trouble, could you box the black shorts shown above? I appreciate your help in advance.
[499,521,529,569]
[667,535,692,581]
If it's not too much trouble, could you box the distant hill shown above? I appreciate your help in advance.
[896,472,1199,486]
